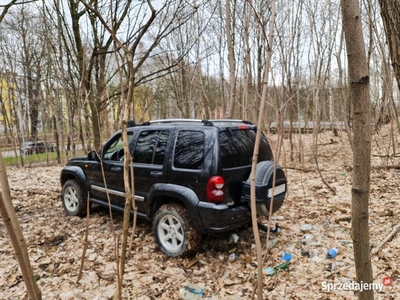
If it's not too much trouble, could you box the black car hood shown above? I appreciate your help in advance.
[67,155,88,163]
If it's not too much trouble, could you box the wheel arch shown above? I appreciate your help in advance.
[60,166,88,195]
[147,183,204,232]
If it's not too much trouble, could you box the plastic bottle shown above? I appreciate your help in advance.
[229,233,239,243]
[274,261,291,270]
[264,267,276,276]
[180,283,205,300]
[281,251,292,261]
[272,224,281,233]
[227,233,238,261]
[300,224,315,231]
[326,248,338,259]
[228,252,237,261]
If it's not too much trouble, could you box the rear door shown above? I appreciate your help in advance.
[166,129,213,202]
[132,129,170,208]
[219,127,273,205]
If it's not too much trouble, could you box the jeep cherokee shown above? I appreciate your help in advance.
[60,119,287,257]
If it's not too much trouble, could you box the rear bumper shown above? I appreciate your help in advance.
[196,202,251,233]
[240,179,287,214]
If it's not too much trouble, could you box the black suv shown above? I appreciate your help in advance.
[60,119,287,257]
[21,141,56,155]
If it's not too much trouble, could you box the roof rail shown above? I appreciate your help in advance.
[149,119,214,126]
[147,119,254,126]
[209,119,254,125]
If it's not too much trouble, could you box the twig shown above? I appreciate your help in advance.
[128,158,137,255]
[313,149,337,195]
[76,192,91,283]
[371,223,400,255]
[283,166,318,172]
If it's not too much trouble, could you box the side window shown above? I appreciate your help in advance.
[174,131,205,169]
[103,132,134,160]
[134,131,169,165]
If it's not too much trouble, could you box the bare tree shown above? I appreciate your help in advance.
[275,1,305,162]
[245,0,276,298]
[2,8,46,142]
[0,0,18,23]
[71,1,201,298]
[336,27,354,151]
[341,1,373,300]
[363,0,400,159]
[378,0,400,94]
[225,0,237,118]
[0,154,42,299]
[0,3,42,300]
[377,0,400,151]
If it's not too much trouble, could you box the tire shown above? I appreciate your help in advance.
[152,203,200,257]
[252,161,284,217]
[61,179,87,217]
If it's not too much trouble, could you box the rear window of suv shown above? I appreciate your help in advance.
[219,128,273,168]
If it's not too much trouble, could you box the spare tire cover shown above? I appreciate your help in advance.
[248,160,286,216]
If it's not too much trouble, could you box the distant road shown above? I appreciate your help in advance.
[269,121,348,133]
[2,150,19,158]
[2,144,84,158]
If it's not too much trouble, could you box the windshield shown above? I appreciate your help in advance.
[219,128,273,168]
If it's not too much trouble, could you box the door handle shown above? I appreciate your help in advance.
[111,167,121,172]
[150,171,163,177]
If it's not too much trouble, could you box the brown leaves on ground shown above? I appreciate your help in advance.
[1,127,400,299]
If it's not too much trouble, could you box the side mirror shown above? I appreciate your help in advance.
[87,150,99,161]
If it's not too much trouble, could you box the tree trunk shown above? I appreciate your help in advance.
[336,28,354,151]
[0,153,42,299]
[89,97,101,150]
[378,0,400,145]
[379,0,400,93]
[249,1,276,298]
[341,1,373,300]
[225,0,236,118]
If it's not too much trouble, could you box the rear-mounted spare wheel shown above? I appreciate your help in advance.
[249,160,287,217]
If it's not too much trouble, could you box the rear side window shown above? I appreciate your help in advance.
[174,131,205,169]
[134,131,169,165]
[219,129,273,168]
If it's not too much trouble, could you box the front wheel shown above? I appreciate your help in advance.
[152,204,200,257]
[61,179,87,217]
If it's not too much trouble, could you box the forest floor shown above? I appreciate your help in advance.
[0,126,400,300]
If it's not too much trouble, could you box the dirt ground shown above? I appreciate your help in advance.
[0,127,399,299]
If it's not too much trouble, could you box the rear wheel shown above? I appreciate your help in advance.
[153,203,200,257]
[61,179,87,216]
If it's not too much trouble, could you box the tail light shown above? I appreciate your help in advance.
[207,176,225,203]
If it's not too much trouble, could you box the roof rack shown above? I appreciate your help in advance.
[150,119,202,124]
[149,119,214,126]
[143,119,254,126]
[208,119,253,125]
